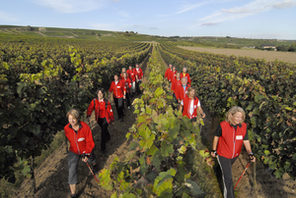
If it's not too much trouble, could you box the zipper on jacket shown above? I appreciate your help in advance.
[232,127,236,158]
[74,130,81,154]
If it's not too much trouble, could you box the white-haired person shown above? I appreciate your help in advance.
[211,106,256,198]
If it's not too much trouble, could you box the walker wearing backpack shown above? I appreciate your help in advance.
[87,89,114,152]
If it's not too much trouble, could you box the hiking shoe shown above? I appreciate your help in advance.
[71,193,78,198]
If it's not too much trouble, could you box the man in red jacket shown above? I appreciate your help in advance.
[64,109,95,198]
[176,77,190,103]
[134,64,143,95]
[211,106,256,198]
[109,74,126,121]
[87,89,114,152]
[181,67,191,85]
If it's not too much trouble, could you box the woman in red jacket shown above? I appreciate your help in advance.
[211,106,256,198]
[134,64,143,95]
[87,89,114,152]
[109,74,126,121]
[179,87,205,121]
[64,109,95,198]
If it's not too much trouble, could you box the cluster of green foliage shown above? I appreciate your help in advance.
[0,36,151,193]
[159,43,296,179]
[98,46,221,198]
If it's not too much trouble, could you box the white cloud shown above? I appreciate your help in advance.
[199,0,296,26]
[176,1,209,14]
[33,0,107,13]
[0,11,18,22]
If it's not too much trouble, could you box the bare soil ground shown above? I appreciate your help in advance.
[179,46,296,64]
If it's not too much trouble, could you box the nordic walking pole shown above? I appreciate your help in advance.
[85,161,100,184]
[234,162,250,190]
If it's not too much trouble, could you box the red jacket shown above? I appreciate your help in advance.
[217,121,247,159]
[169,70,176,82]
[176,84,190,101]
[64,121,95,155]
[181,72,191,85]
[127,69,136,82]
[165,68,172,80]
[134,68,143,80]
[87,98,114,123]
[109,80,126,98]
[182,96,200,119]
[171,77,181,93]
[122,77,132,93]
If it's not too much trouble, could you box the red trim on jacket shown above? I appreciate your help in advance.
[109,80,126,98]
[134,68,143,80]
[64,121,95,155]
[181,72,191,85]
[87,98,114,123]
[182,96,200,119]
[127,69,136,82]
[217,121,247,159]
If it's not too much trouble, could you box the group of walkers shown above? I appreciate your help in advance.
[165,64,256,198]
[63,60,256,198]
[165,64,206,120]
[64,64,143,198]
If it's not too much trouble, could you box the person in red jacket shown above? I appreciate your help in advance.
[109,74,126,121]
[179,87,205,121]
[165,64,172,81]
[122,72,132,109]
[87,89,114,152]
[169,66,177,83]
[127,66,136,95]
[64,109,95,198]
[176,77,190,103]
[120,67,126,79]
[211,106,256,198]
[134,64,143,95]
[181,67,191,85]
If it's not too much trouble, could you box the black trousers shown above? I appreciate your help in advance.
[136,80,142,95]
[97,118,110,152]
[124,92,131,107]
[217,155,238,198]
[114,97,124,119]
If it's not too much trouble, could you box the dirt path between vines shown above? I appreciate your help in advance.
[15,50,151,198]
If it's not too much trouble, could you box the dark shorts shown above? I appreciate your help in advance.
[68,151,79,184]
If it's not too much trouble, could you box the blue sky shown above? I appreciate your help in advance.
[1,0,296,40]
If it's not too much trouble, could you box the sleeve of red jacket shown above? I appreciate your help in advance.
[128,78,132,88]
[107,101,114,122]
[187,74,191,85]
[86,100,94,118]
[121,80,126,93]
[84,125,95,154]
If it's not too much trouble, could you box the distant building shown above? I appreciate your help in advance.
[262,46,277,51]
